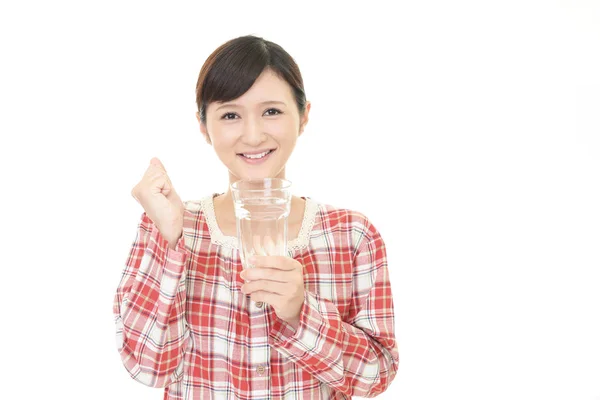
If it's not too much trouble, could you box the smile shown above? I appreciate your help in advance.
[237,149,275,164]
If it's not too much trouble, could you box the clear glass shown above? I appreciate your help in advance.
[231,178,292,269]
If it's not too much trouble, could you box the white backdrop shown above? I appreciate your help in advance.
[1,1,599,399]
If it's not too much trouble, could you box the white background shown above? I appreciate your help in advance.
[1,0,599,399]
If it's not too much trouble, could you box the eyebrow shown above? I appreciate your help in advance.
[215,100,286,112]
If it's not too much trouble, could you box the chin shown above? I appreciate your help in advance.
[230,170,273,182]
[231,167,283,182]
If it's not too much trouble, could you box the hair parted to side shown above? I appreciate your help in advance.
[195,35,307,124]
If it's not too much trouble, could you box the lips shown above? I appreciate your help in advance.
[240,149,272,158]
[237,149,275,164]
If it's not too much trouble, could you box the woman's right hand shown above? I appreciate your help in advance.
[131,158,184,249]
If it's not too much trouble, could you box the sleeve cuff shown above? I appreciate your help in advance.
[149,224,188,272]
[269,291,340,360]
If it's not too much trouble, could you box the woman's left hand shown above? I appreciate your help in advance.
[240,255,305,329]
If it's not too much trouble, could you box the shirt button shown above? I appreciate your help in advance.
[256,365,266,376]
[255,301,264,308]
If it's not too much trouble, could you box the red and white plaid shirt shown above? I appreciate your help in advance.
[114,194,399,399]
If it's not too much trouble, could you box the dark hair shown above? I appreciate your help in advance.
[195,35,306,124]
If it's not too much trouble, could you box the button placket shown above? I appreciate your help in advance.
[247,296,270,382]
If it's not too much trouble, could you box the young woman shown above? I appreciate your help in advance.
[114,35,399,399]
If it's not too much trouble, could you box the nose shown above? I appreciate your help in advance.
[241,115,266,146]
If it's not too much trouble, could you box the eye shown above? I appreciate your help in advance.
[221,112,239,120]
[264,108,282,116]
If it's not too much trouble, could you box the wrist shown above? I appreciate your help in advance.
[166,232,183,250]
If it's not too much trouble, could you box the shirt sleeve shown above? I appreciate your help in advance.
[113,212,190,388]
[269,223,399,397]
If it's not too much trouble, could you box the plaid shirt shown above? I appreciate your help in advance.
[114,194,399,399]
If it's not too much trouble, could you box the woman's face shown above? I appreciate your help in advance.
[198,68,310,183]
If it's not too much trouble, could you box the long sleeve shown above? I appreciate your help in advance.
[269,224,399,397]
[113,212,190,388]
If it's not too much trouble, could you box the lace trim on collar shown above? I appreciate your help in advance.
[200,194,318,252]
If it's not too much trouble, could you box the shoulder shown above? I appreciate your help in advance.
[182,193,218,216]
[310,198,383,248]
[181,194,216,226]
[182,199,203,214]
[178,195,218,245]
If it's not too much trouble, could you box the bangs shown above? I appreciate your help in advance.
[196,35,306,123]
[202,39,270,106]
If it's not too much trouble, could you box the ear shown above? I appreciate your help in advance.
[298,101,311,137]
[196,112,212,145]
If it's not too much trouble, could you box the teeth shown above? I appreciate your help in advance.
[243,150,270,159]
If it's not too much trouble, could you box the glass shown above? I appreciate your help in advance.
[231,178,292,269]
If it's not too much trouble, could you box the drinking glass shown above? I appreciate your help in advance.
[231,178,292,269]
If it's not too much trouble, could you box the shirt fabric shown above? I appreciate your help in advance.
[113,194,399,399]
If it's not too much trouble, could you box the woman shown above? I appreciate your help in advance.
[114,35,399,399]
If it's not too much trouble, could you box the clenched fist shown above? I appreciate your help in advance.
[131,158,184,249]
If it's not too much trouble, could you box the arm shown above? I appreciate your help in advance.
[113,212,189,388]
[269,226,399,397]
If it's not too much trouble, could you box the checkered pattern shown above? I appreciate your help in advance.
[114,197,399,399]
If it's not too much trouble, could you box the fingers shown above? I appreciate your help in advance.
[241,267,289,283]
[263,235,276,255]
[150,157,167,172]
[241,280,289,296]
[249,255,299,270]
[252,234,263,256]
[247,291,282,306]
[250,233,279,257]
[131,157,176,203]
[146,159,177,196]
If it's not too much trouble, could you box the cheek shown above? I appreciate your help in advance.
[266,119,299,141]
[211,127,239,148]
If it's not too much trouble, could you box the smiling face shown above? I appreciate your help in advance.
[197,68,310,184]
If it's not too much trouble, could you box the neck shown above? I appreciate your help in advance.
[214,190,236,224]
[227,166,287,187]
[215,168,304,226]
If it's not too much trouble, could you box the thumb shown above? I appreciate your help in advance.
[150,157,167,172]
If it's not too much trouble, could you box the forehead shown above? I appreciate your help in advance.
[217,68,295,107]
